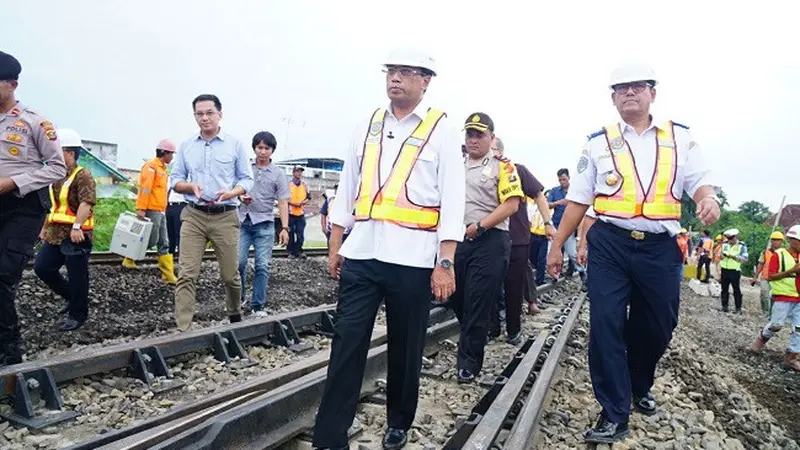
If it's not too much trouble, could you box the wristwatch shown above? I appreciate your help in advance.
[282,227,289,231]
[439,258,453,269]
[71,224,81,231]
[544,220,553,227]
[476,221,486,236]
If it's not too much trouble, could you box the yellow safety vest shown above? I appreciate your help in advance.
[528,198,551,236]
[593,122,681,220]
[353,107,446,230]
[720,242,743,271]
[48,166,95,230]
[769,248,798,298]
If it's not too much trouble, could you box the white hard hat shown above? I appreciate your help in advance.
[609,62,658,89]
[786,225,800,241]
[723,228,739,237]
[57,128,84,148]
[384,49,437,76]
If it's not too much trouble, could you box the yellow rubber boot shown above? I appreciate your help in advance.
[122,257,138,269]
[157,254,178,285]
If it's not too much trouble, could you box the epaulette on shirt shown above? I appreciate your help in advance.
[493,154,511,163]
[673,121,690,130]
[586,129,605,141]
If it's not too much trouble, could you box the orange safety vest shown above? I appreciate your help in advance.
[761,248,776,279]
[353,107,446,230]
[289,182,307,216]
[713,242,723,262]
[677,235,689,262]
[48,166,95,230]
[593,122,681,220]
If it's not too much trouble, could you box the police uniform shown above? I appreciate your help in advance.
[569,113,715,439]
[450,112,523,382]
[0,51,67,364]
[312,50,465,450]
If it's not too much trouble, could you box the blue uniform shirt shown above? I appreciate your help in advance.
[546,186,568,228]
[169,131,254,206]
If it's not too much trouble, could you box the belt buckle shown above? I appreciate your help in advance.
[630,230,645,241]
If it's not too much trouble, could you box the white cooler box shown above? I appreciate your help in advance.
[109,212,154,260]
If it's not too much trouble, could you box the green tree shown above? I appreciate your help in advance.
[738,200,771,224]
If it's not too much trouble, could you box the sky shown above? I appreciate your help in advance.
[4,0,798,212]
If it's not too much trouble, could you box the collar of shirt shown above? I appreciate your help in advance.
[618,115,670,136]
[384,99,432,124]
[150,157,166,170]
[194,129,228,143]
[465,153,492,168]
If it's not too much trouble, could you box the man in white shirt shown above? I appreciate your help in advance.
[312,49,465,450]
[546,63,720,444]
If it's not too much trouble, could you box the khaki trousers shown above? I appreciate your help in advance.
[174,206,241,331]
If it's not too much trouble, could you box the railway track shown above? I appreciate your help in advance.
[0,279,587,450]
[24,247,329,268]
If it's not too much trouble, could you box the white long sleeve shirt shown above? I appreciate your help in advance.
[567,117,716,236]
[329,100,466,269]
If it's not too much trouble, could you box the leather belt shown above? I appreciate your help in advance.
[188,203,237,214]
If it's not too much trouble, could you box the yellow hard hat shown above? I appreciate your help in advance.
[770,231,785,240]
[680,228,687,234]
[715,234,723,241]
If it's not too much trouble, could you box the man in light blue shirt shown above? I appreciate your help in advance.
[169,94,254,331]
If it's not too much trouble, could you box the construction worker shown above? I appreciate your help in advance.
[312,49,465,450]
[34,129,96,332]
[751,231,785,317]
[748,225,800,371]
[711,234,725,280]
[696,230,714,282]
[238,131,290,316]
[287,166,310,258]
[451,112,523,382]
[720,228,748,313]
[546,62,720,444]
[488,137,551,344]
[676,228,690,263]
[169,94,254,331]
[122,139,179,284]
[0,51,67,364]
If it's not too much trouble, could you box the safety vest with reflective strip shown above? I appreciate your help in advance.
[769,248,799,298]
[720,243,744,271]
[593,122,681,220]
[527,198,551,236]
[48,166,95,230]
[353,107,446,230]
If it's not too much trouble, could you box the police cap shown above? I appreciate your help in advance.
[0,51,22,81]
[463,112,494,133]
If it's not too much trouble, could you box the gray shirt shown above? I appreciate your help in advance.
[238,162,290,225]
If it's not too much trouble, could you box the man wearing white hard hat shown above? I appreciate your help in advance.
[546,62,721,444]
[720,228,748,312]
[34,128,96,332]
[312,49,465,450]
[749,224,800,371]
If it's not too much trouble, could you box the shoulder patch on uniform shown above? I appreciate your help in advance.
[673,121,690,129]
[577,156,589,174]
[587,129,605,140]
[493,154,510,162]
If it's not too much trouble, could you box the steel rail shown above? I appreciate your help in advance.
[63,307,455,450]
[503,292,587,450]
[25,247,329,268]
[146,318,461,449]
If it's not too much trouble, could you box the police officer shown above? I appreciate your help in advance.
[451,112,523,383]
[0,51,67,364]
[34,129,96,332]
[313,49,465,450]
[720,228,748,313]
[547,63,720,444]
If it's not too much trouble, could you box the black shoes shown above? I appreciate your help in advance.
[382,428,407,450]
[585,414,629,444]
[59,316,84,332]
[633,392,657,416]
[457,368,476,384]
[2,343,23,366]
[507,331,523,345]
[229,313,242,323]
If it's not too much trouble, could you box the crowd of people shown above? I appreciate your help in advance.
[2,45,797,450]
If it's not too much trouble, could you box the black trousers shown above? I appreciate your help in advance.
[587,221,682,423]
[529,233,548,285]
[720,268,742,310]
[491,244,527,336]
[697,254,711,282]
[34,239,93,322]
[312,259,432,448]
[450,229,510,374]
[287,214,306,255]
[166,202,185,255]
[0,190,48,345]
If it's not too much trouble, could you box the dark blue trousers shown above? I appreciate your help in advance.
[586,220,682,424]
[287,214,306,256]
[529,233,548,285]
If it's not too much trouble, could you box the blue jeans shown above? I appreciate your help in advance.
[238,217,275,309]
[288,215,306,256]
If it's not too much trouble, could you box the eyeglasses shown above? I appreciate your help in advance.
[612,82,652,94]
[383,67,423,77]
[194,111,219,118]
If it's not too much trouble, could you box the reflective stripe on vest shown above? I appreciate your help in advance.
[593,122,681,220]
[353,107,445,230]
[769,248,799,297]
[761,249,775,279]
[720,243,743,271]
[48,166,95,230]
